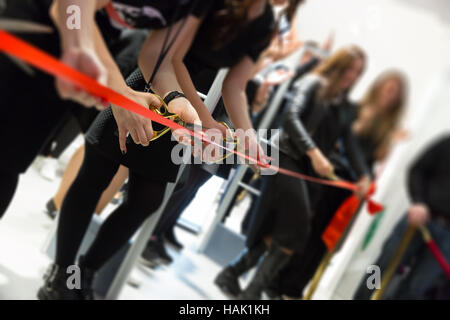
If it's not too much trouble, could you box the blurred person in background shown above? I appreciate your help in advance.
[138,0,306,267]
[215,45,371,300]
[231,36,335,238]
[355,135,450,300]
[268,70,407,300]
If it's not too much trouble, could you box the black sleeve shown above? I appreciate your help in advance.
[246,5,276,62]
[282,77,320,154]
[292,57,320,83]
[247,35,272,62]
[407,137,449,204]
[342,125,370,178]
[341,102,369,177]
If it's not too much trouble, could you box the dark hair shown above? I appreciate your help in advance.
[283,0,305,22]
[208,0,305,49]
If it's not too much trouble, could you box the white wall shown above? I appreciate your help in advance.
[293,0,450,299]
[296,0,450,123]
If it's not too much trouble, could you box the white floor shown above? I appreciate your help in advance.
[0,143,252,300]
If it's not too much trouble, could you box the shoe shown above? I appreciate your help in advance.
[214,267,241,298]
[77,256,96,300]
[214,242,267,298]
[263,287,281,300]
[238,244,291,300]
[139,238,173,267]
[163,229,183,251]
[45,198,58,220]
[263,274,281,300]
[39,157,58,181]
[37,264,82,300]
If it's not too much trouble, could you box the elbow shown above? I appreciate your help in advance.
[222,78,245,98]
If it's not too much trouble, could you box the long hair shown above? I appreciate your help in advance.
[314,45,366,101]
[282,0,305,22]
[208,0,304,49]
[357,70,407,147]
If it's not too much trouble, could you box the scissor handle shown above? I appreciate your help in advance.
[148,95,180,142]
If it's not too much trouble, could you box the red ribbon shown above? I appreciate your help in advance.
[322,183,383,252]
[0,30,384,206]
[421,228,450,278]
[426,240,450,277]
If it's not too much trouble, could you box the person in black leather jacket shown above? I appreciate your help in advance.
[214,45,371,300]
[269,70,407,300]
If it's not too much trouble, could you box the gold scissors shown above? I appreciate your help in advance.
[151,95,239,162]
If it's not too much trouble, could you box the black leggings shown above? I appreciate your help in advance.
[152,165,211,237]
[0,171,19,219]
[55,142,166,270]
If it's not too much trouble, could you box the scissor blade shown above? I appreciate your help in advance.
[6,54,35,76]
[0,19,53,33]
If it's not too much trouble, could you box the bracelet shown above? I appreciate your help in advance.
[163,91,187,105]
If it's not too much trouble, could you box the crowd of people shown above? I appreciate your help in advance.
[0,0,448,300]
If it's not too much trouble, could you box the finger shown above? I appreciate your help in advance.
[55,78,75,99]
[148,94,163,109]
[130,128,141,145]
[76,90,99,108]
[95,98,109,110]
[143,123,154,144]
[170,101,201,126]
[95,66,108,87]
[118,127,128,154]
[136,126,149,146]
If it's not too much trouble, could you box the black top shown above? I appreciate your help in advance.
[110,0,213,29]
[277,74,369,177]
[408,136,450,219]
[85,2,276,181]
[185,0,276,125]
[331,102,379,180]
[185,0,276,73]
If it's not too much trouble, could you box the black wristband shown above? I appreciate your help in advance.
[163,91,186,105]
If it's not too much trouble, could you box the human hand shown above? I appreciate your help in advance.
[56,47,108,110]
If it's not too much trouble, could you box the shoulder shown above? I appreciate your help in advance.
[429,135,450,152]
[292,74,323,93]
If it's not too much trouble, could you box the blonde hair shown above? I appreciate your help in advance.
[357,70,407,147]
[314,45,366,100]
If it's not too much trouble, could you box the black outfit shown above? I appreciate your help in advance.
[0,0,140,217]
[226,57,321,231]
[354,136,450,300]
[141,1,276,249]
[407,137,450,220]
[246,74,368,252]
[1,0,63,175]
[41,0,276,300]
[270,101,379,298]
[110,0,207,29]
[215,74,368,300]
[36,0,210,300]
[54,0,211,268]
